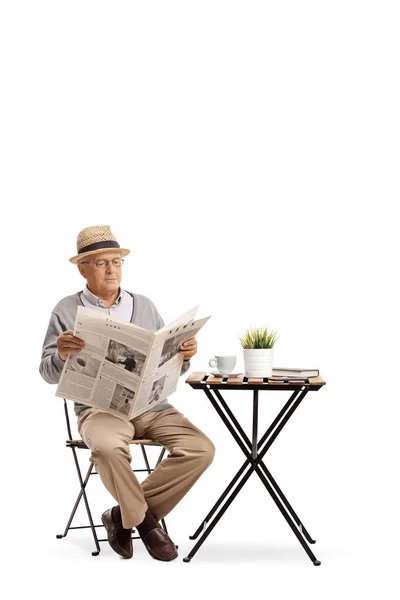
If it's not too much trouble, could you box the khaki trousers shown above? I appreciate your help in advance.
[77,407,215,529]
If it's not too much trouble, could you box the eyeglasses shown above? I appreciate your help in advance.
[80,258,125,268]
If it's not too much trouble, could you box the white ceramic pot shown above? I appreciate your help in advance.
[243,348,274,377]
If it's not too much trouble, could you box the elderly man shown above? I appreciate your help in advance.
[40,225,215,561]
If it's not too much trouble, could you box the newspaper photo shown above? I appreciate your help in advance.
[56,305,210,420]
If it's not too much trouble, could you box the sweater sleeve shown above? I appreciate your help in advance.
[39,312,66,384]
[180,359,191,376]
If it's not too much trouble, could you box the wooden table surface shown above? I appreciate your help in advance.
[186,371,326,390]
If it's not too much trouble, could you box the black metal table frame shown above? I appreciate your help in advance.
[183,377,321,565]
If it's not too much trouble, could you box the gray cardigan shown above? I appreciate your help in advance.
[39,291,190,415]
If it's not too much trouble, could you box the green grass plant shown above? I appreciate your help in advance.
[238,326,279,349]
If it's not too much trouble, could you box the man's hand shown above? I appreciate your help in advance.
[57,330,85,361]
[179,337,197,361]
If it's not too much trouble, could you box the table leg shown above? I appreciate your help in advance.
[251,459,321,565]
[189,462,248,540]
[258,464,316,544]
[183,464,254,562]
[252,390,258,459]
[216,387,317,544]
[184,385,320,565]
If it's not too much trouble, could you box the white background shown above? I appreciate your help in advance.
[1,1,399,599]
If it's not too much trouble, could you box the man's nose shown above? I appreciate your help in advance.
[105,261,116,273]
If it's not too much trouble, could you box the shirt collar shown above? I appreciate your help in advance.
[82,285,124,308]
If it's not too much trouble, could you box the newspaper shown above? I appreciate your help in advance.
[56,305,210,420]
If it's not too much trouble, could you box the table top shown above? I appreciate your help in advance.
[186,372,326,391]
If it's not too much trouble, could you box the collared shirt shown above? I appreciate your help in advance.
[80,285,134,321]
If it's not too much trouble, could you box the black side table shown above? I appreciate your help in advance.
[183,371,326,565]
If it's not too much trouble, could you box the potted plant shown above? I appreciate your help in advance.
[238,326,279,377]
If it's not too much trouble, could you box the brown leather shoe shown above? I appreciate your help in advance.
[141,527,178,561]
[101,508,133,559]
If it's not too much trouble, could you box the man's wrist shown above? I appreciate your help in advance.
[52,351,66,370]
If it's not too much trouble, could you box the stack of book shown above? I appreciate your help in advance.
[269,368,319,380]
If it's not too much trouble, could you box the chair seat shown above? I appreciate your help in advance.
[66,438,162,449]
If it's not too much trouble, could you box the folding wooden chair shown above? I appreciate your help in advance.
[56,399,169,556]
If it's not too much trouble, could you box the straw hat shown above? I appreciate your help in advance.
[69,225,130,264]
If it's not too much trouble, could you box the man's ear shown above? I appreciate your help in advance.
[77,263,87,279]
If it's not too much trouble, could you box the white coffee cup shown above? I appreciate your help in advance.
[209,355,236,374]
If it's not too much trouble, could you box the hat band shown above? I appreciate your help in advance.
[78,240,120,254]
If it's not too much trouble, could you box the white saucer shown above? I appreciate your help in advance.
[209,371,243,378]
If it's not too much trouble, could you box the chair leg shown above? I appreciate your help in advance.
[140,444,169,535]
[160,517,168,534]
[58,442,169,556]
[57,462,93,538]
[56,447,101,556]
